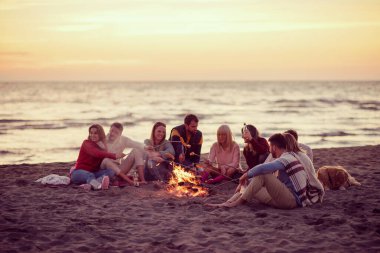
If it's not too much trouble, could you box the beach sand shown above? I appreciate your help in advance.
[1,145,379,253]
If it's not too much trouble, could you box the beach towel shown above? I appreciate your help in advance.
[36,174,70,185]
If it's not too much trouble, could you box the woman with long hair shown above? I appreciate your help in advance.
[282,133,324,199]
[144,122,175,182]
[207,133,324,209]
[241,124,270,170]
[71,124,125,190]
[202,124,240,184]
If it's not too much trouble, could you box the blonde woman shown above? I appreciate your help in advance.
[201,125,240,184]
[207,133,323,208]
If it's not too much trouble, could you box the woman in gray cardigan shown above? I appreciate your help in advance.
[144,122,175,182]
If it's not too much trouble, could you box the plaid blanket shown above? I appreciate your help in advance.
[278,152,323,207]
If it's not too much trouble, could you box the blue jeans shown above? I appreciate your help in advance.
[71,168,115,185]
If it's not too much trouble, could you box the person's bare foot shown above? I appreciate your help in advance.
[205,203,226,207]
[222,198,245,208]
[117,173,135,186]
[139,180,148,185]
[221,202,235,208]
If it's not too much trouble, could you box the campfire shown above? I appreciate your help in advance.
[167,164,209,197]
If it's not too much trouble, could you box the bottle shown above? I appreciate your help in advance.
[243,123,250,144]
[133,171,139,187]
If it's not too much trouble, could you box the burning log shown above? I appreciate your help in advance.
[167,164,208,197]
[177,181,195,187]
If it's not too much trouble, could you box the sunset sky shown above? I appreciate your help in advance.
[1,0,379,81]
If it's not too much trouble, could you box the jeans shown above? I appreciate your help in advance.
[71,168,115,185]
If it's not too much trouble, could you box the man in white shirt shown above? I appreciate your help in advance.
[101,122,146,185]
[284,129,313,162]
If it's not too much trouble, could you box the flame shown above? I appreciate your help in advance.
[167,164,208,197]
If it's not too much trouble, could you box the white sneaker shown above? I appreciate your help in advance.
[101,176,110,190]
[79,183,91,191]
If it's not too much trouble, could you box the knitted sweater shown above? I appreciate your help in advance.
[277,152,324,207]
[243,137,269,169]
[75,140,116,172]
[144,139,175,158]
[208,142,241,171]
[294,152,324,202]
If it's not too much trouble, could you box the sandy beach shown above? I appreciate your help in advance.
[1,145,379,253]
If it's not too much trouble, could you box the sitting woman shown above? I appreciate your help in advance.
[282,133,324,198]
[242,124,270,170]
[144,122,175,182]
[207,133,324,209]
[201,125,240,184]
[71,124,125,190]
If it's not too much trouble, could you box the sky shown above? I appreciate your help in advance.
[0,0,379,81]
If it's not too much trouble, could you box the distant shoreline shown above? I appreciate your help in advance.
[1,80,380,83]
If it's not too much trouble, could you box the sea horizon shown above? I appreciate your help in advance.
[1,79,379,83]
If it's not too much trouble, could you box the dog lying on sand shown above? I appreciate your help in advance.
[317,166,361,190]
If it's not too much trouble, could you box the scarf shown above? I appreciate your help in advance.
[278,152,323,207]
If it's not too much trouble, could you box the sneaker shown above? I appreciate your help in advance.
[79,184,91,191]
[101,176,110,190]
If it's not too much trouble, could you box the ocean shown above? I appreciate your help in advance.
[0,81,379,165]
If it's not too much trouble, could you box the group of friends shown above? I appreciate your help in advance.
[71,114,325,210]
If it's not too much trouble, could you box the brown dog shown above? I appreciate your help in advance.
[317,166,361,190]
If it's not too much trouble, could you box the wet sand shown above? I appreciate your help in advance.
[1,145,379,253]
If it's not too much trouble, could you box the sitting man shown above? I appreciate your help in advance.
[169,114,203,167]
[100,122,146,185]
[207,133,323,209]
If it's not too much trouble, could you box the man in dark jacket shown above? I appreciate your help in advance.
[169,114,203,166]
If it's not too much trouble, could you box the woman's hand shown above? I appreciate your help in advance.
[221,167,227,176]
[116,152,126,159]
[147,151,160,159]
[144,145,154,151]
[179,153,185,163]
[164,153,175,161]
[153,157,164,163]
[235,183,242,193]
[242,129,253,142]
